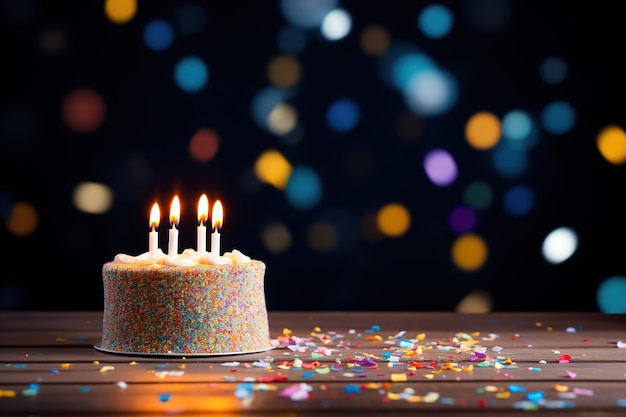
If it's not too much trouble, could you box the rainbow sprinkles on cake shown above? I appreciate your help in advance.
[96,194,273,356]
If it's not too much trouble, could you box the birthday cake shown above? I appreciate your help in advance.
[98,248,273,356]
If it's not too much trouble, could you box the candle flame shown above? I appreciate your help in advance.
[149,203,160,231]
[198,194,209,225]
[170,195,180,227]
[212,200,223,231]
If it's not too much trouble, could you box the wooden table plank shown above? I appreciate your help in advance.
[0,311,625,416]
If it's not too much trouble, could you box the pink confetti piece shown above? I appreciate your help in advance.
[573,388,594,396]
[566,370,576,379]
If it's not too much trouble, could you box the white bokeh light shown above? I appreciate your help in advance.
[541,226,578,264]
[321,9,352,41]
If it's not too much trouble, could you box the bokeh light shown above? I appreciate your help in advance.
[455,289,493,313]
[404,68,458,117]
[465,111,501,150]
[541,100,576,135]
[502,184,535,217]
[307,221,337,252]
[463,181,493,211]
[501,109,537,150]
[254,149,293,190]
[261,220,292,254]
[326,98,360,133]
[279,0,338,29]
[449,205,477,233]
[451,233,488,271]
[596,275,626,313]
[174,56,209,93]
[267,54,302,88]
[320,8,352,41]
[376,203,411,237]
[423,149,458,186]
[285,166,323,210]
[596,125,626,165]
[278,26,308,54]
[104,0,137,24]
[251,87,293,132]
[5,202,38,236]
[418,4,453,39]
[491,143,529,178]
[61,88,106,133]
[72,182,114,214]
[143,19,174,51]
[268,103,298,136]
[189,128,220,162]
[542,226,578,264]
[360,24,390,56]
[540,56,568,85]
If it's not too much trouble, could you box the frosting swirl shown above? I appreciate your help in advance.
[112,248,252,266]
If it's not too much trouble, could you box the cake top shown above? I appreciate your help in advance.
[111,248,254,267]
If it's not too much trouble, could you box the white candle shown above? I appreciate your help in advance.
[168,195,180,257]
[211,199,223,256]
[149,202,160,258]
[197,194,208,254]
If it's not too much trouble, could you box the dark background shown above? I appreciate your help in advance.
[1,0,625,312]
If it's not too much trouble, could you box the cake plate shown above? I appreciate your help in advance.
[93,340,278,357]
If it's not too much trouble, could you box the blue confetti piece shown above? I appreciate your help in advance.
[526,391,545,402]
[528,367,542,372]
[302,371,316,378]
[159,393,171,402]
[74,337,88,342]
[49,369,60,374]
[617,399,626,407]
[344,385,361,394]
[370,325,381,331]
[509,384,527,393]
[77,386,90,392]
[14,364,27,369]
[156,363,170,369]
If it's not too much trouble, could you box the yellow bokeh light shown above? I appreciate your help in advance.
[104,0,137,24]
[597,124,626,165]
[267,54,301,88]
[451,233,488,271]
[6,202,38,236]
[261,221,292,254]
[360,24,390,56]
[455,289,493,313]
[376,203,411,237]
[73,182,114,214]
[465,111,501,150]
[254,149,293,190]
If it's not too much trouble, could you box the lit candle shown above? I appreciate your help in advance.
[149,203,160,258]
[197,194,209,254]
[168,195,180,257]
[211,200,223,256]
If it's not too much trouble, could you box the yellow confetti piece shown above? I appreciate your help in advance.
[129,361,137,365]
[366,335,382,341]
[391,373,407,382]
[61,363,71,368]
[314,367,330,374]
[494,362,504,369]
[535,322,542,327]
[100,366,115,373]
[278,364,290,370]
[282,328,292,336]
[417,333,426,341]
[423,392,440,403]
[407,395,423,403]
[365,383,380,389]
[555,384,570,392]
[56,338,67,343]
[485,385,499,392]
[93,361,100,365]
[313,327,321,333]
[496,391,511,399]
[547,326,553,332]
[471,331,480,337]
[177,364,186,369]
[463,365,474,372]
[387,392,401,400]
[423,374,434,379]
[0,390,17,398]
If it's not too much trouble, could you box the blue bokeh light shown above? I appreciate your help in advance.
[540,56,568,85]
[418,4,453,39]
[391,52,437,91]
[491,143,528,178]
[326,98,360,132]
[541,100,576,135]
[174,56,209,93]
[143,19,174,51]
[286,166,323,209]
[596,275,626,313]
[502,184,535,217]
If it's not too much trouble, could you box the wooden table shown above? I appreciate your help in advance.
[1,311,625,416]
